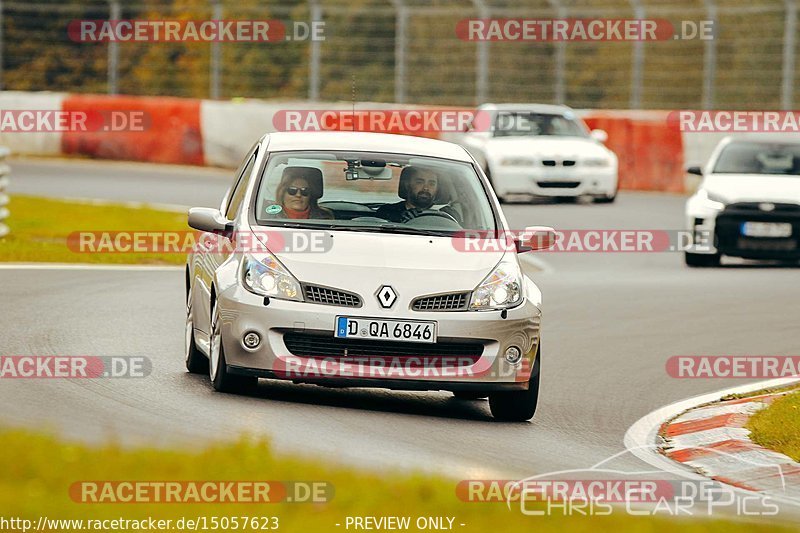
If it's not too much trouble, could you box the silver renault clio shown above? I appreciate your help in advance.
[185,132,553,421]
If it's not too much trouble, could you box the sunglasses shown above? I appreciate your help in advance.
[286,186,310,197]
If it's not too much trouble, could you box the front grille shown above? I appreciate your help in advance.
[412,292,470,311]
[715,204,800,258]
[736,238,797,252]
[283,332,484,367]
[726,202,800,213]
[303,285,362,307]
[541,159,577,167]
[537,181,581,189]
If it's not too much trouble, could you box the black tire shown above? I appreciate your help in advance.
[185,290,208,374]
[209,302,257,393]
[593,191,617,204]
[489,346,541,422]
[685,251,721,268]
[453,391,488,401]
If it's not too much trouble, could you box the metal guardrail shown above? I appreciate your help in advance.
[0,147,11,238]
[0,1,797,109]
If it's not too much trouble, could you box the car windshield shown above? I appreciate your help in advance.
[253,150,497,235]
[713,142,800,175]
[492,111,588,138]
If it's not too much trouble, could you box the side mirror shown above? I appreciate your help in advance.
[516,226,556,253]
[687,166,703,176]
[188,207,233,235]
[590,129,608,143]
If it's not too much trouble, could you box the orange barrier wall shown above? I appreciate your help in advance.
[582,112,684,193]
[61,95,203,166]
[56,94,683,192]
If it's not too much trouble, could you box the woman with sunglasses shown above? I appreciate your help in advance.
[272,166,334,220]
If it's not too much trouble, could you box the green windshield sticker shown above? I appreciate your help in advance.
[265,204,282,214]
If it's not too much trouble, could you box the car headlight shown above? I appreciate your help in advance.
[470,257,523,311]
[500,157,538,167]
[697,189,727,210]
[242,252,303,301]
[582,157,611,167]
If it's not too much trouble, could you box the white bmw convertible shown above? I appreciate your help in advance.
[456,103,618,203]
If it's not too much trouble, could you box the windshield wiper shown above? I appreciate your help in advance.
[319,224,454,237]
[373,225,454,237]
[256,221,340,229]
[257,221,456,237]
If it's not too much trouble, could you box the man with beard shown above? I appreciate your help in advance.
[376,166,442,223]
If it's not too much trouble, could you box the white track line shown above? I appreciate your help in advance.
[55,196,190,213]
[0,263,182,271]
[9,155,230,175]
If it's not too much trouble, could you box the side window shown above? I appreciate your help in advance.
[225,151,257,219]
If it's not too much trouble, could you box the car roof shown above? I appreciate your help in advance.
[478,103,574,115]
[262,131,473,162]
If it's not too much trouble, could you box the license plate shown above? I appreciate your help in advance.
[741,221,793,238]
[335,317,437,344]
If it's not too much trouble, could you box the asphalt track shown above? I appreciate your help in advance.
[3,158,800,490]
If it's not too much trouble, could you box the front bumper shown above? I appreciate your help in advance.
[491,166,617,198]
[217,283,541,391]
[686,202,800,259]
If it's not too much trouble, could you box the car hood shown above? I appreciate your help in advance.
[486,136,612,159]
[704,174,800,204]
[254,228,507,299]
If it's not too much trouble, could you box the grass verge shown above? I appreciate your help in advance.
[0,195,187,265]
[747,387,800,462]
[0,428,795,532]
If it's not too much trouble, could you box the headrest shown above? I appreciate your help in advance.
[398,165,453,203]
[279,166,324,199]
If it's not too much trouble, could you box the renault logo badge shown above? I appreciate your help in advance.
[376,285,397,308]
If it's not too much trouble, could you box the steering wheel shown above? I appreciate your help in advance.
[402,209,459,224]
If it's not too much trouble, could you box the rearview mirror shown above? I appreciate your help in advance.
[188,207,233,235]
[344,158,393,180]
[516,226,557,253]
[687,166,703,176]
